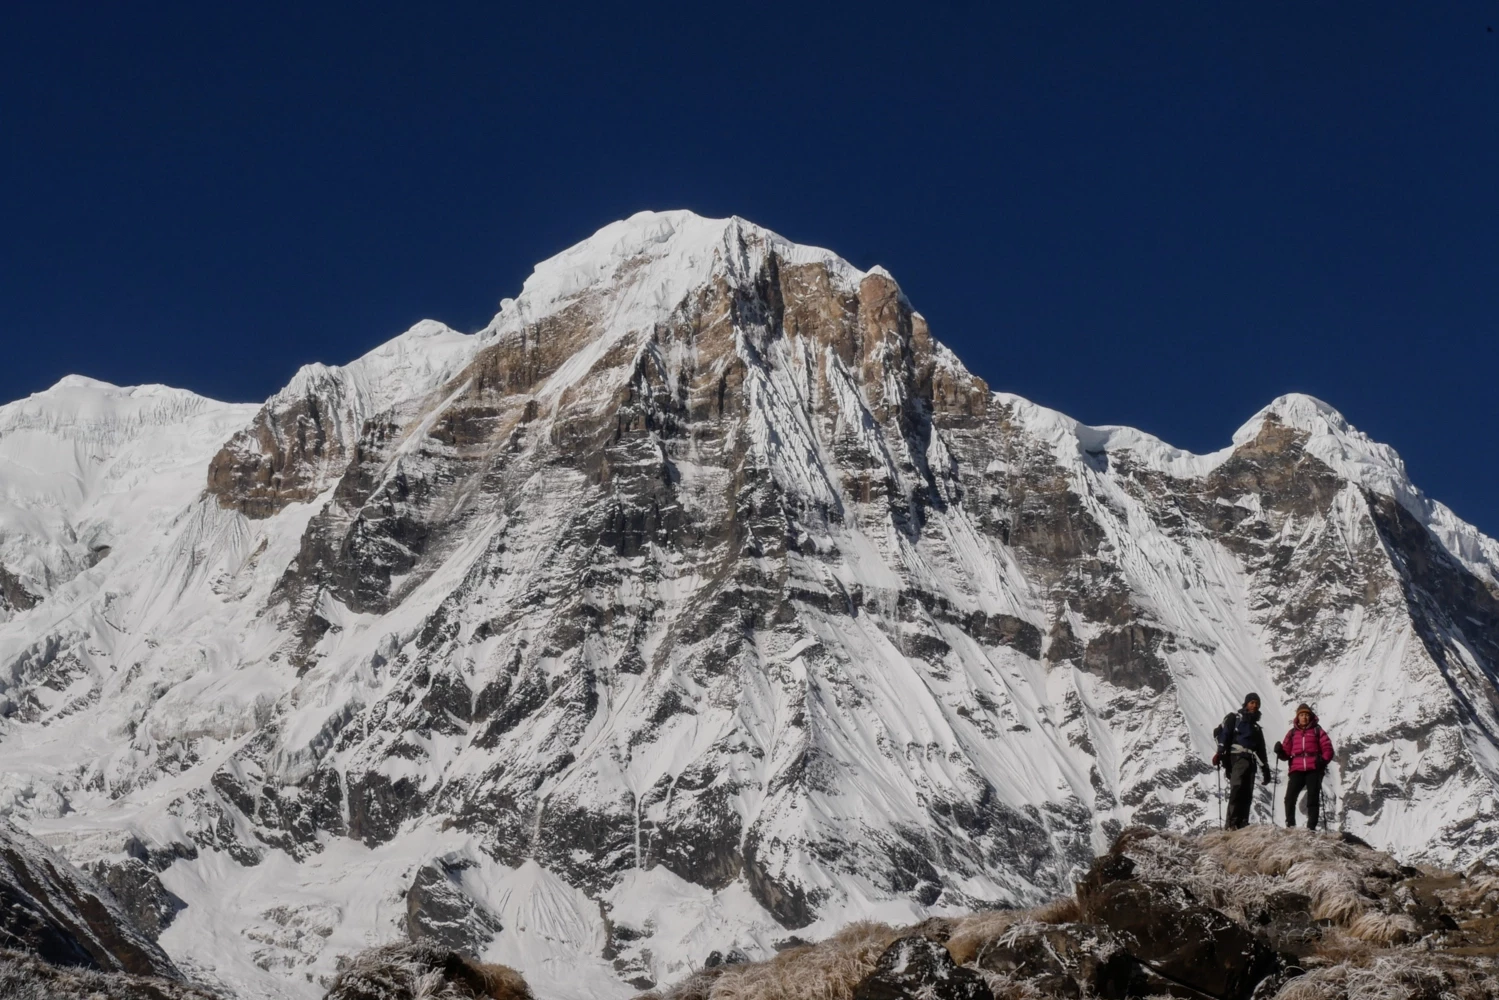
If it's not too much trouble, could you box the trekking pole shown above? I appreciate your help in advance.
[1263,763,1273,826]
[1216,766,1223,829]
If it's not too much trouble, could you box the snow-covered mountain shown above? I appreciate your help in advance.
[0,378,258,626]
[1,211,1496,999]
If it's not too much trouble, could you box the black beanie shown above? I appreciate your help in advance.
[1244,692,1261,706]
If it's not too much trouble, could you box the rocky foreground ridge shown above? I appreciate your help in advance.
[7,823,1494,1000]
[0,211,1497,997]
[643,825,1499,1000]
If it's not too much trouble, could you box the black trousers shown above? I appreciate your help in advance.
[1285,768,1325,829]
[1226,754,1258,829]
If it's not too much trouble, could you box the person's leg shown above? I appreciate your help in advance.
[1225,758,1240,828]
[1285,770,1307,826]
[1229,756,1254,828]
[1304,769,1324,830]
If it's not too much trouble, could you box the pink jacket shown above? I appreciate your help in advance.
[1281,717,1334,773]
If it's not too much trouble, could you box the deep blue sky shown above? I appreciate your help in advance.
[3,3,1497,534]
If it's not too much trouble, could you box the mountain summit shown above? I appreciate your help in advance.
[1,211,1496,999]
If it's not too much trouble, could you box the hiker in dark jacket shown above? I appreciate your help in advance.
[1214,692,1270,829]
[1276,703,1334,830]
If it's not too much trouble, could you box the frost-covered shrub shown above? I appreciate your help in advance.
[701,921,900,1000]
[944,894,1084,967]
[1274,953,1499,1000]
[0,947,222,1000]
[323,942,532,1000]
[946,910,1024,966]
[973,969,1048,1000]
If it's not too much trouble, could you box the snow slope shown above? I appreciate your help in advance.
[0,378,256,622]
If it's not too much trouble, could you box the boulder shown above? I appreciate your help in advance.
[1078,852,1280,1000]
[970,921,1139,999]
[853,936,993,1000]
[1248,889,1322,958]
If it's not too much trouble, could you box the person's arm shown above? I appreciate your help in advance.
[1319,728,1334,767]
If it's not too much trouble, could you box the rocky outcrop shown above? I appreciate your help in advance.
[87,858,186,942]
[0,564,37,616]
[650,826,1499,1000]
[853,936,992,1000]
[404,854,505,958]
[206,321,477,519]
[0,822,180,978]
[1076,845,1281,1000]
[206,380,355,519]
[969,921,1138,999]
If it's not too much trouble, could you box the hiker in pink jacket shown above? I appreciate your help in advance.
[1274,703,1334,830]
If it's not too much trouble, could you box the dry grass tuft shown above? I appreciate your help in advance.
[324,942,533,1000]
[704,922,900,1000]
[947,910,1025,966]
[946,896,1083,966]
[646,968,722,1000]
[414,968,461,999]
[1199,827,1404,889]
[1306,925,1375,964]
[1273,952,1499,1000]
[471,961,533,1000]
[1031,895,1081,924]
[1121,826,1420,940]
[1344,910,1417,946]
[1291,862,1369,925]
[1275,972,1342,1000]
[0,947,225,1000]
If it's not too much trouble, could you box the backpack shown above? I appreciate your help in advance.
[1210,712,1237,768]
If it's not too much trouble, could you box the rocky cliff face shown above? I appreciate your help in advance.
[0,819,180,978]
[0,211,1496,1000]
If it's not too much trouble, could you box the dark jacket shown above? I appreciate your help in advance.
[1218,709,1268,769]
